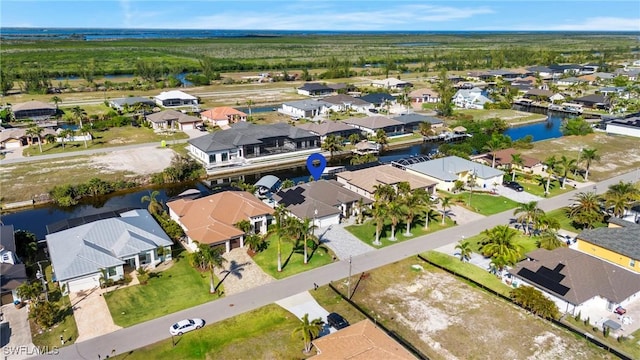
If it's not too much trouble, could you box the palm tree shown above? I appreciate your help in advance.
[419,121,433,137]
[386,200,405,241]
[483,136,505,168]
[17,280,44,303]
[245,99,254,118]
[375,129,388,152]
[51,96,61,112]
[26,124,44,153]
[466,171,477,206]
[141,190,163,215]
[280,179,295,189]
[557,155,577,189]
[196,243,226,294]
[321,135,342,161]
[372,183,396,203]
[234,219,252,234]
[440,196,452,225]
[371,203,387,246]
[604,181,640,217]
[536,230,565,250]
[455,240,472,262]
[402,191,422,236]
[71,106,87,129]
[542,155,557,194]
[291,313,324,355]
[300,217,316,264]
[513,201,545,236]
[580,148,600,181]
[510,153,524,181]
[59,128,74,150]
[81,124,93,145]
[479,225,523,267]
[565,192,604,229]
[272,204,288,272]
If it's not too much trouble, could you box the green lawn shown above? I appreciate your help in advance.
[104,253,220,327]
[463,232,539,258]
[564,317,640,360]
[455,109,546,124]
[252,235,335,279]
[450,192,520,215]
[345,216,455,248]
[545,208,607,233]
[111,304,303,360]
[22,126,189,156]
[511,173,572,198]
[420,251,512,296]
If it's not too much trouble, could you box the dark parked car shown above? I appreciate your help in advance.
[503,181,524,192]
[327,312,349,330]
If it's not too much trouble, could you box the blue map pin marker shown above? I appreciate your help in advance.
[306,153,326,181]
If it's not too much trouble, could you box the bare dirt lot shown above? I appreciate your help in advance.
[342,259,611,360]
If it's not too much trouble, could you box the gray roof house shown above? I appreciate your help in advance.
[576,220,640,273]
[145,109,203,130]
[108,97,156,111]
[46,209,173,294]
[297,83,334,96]
[359,93,396,107]
[273,179,372,228]
[342,116,404,136]
[401,156,504,192]
[295,121,360,142]
[11,101,57,120]
[188,122,319,167]
[321,94,372,113]
[1,225,28,304]
[392,113,444,131]
[280,99,330,119]
[509,247,640,317]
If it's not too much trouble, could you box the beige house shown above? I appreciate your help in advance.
[473,148,543,174]
[167,191,274,252]
[400,156,504,192]
[336,164,436,200]
[200,107,247,128]
[145,109,203,130]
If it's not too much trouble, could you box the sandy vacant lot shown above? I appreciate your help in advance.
[89,146,174,175]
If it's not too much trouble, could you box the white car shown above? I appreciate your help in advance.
[169,318,205,335]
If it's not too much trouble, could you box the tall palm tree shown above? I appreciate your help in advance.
[479,225,523,267]
[321,135,342,162]
[300,217,316,264]
[140,190,163,215]
[483,136,504,168]
[543,155,558,194]
[510,153,524,181]
[196,243,226,294]
[579,148,600,181]
[604,181,640,218]
[557,155,577,189]
[466,171,477,206]
[375,129,388,152]
[51,96,61,112]
[604,192,631,218]
[291,313,324,354]
[440,196,452,225]
[269,204,290,272]
[386,200,405,241]
[513,201,545,236]
[59,128,74,150]
[372,183,396,203]
[419,121,433,137]
[245,99,254,118]
[536,230,565,250]
[402,191,422,236]
[371,203,387,246]
[565,192,604,229]
[26,124,44,153]
[71,106,87,129]
[455,240,472,262]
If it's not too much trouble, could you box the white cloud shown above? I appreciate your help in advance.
[473,17,640,31]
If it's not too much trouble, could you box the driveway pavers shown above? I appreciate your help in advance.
[316,224,375,260]
[1,303,35,360]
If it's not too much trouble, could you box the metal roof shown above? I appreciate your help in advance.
[404,156,503,181]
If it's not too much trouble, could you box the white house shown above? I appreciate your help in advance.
[321,94,373,113]
[400,156,504,192]
[1,225,28,303]
[371,77,412,90]
[452,88,493,109]
[606,116,640,138]
[46,209,173,294]
[279,99,330,119]
[154,90,199,110]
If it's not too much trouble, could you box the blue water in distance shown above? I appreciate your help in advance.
[504,115,563,142]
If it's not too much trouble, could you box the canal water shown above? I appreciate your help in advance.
[1,113,565,239]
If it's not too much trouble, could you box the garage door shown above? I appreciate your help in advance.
[5,140,21,149]
[181,123,194,130]
[67,275,100,293]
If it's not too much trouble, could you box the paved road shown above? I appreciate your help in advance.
[30,169,640,360]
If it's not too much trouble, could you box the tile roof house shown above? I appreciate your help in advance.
[45,209,173,294]
[336,164,436,200]
[452,88,493,109]
[392,113,444,132]
[273,180,372,228]
[280,99,330,119]
[145,109,203,130]
[408,88,440,104]
[11,101,57,120]
[188,122,319,167]
[1,225,28,304]
[167,191,274,252]
[296,121,360,142]
[311,319,417,359]
[400,156,504,192]
[474,148,543,173]
[509,247,640,318]
[321,94,373,113]
[108,97,156,112]
[200,107,247,128]
[371,78,412,90]
[297,83,334,97]
[154,90,199,110]
[576,219,640,273]
[342,116,404,136]
[0,127,57,150]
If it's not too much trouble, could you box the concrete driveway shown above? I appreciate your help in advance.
[70,288,121,342]
[494,184,543,203]
[316,224,375,260]
[0,303,35,360]
[276,291,334,335]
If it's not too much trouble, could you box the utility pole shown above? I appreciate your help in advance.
[347,256,352,299]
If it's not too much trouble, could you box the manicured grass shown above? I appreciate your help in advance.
[104,254,220,327]
[545,208,607,233]
[450,192,519,215]
[511,173,571,198]
[455,109,547,124]
[420,251,512,296]
[252,235,335,279]
[22,126,188,157]
[387,132,423,144]
[345,216,455,248]
[463,232,539,259]
[111,304,303,360]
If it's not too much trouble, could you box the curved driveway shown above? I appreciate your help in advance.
[32,169,640,360]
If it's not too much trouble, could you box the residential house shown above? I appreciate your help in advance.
[280,99,330,119]
[556,77,586,86]
[326,83,355,93]
[408,88,440,104]
[0,127,57,149]
[473,148,543,174]
[188,122,319,167]
[486,69,523,79]
[11,101,57,120]
[400,156,504,192]
[167,191,274,252]
[523,89,555,101]
[45,209,173,293]
[580,63,600,74]
[526,66,555,79]
[509,247,640,318]
[310,319,417,359]
[295,121,360,143]
[273,180,372,227]
[359,93,396,108]
[392,113,443,132]
[154,90,199,109]
[321,94,373,113]
[200,107,248,128]
[0,225,28,304]
[145,109,203,130]
[297,83,334,97]
[605,114,640,138]
[342,116,404,136]
[371,77,412,90]
[598,87,629,99]
[614,68,640,81]
[336,164,436,200]
[452,88,493,109]
[589,72,617,82]
[576,218,640,273]
[573,94,610,109]
[549,64,582,77]
[108,97,156,112]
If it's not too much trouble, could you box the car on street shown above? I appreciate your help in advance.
[169,318,205,335]
[503,181,524,192]
[327,312,349,330]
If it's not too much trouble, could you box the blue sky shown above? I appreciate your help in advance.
[2,1,640,31]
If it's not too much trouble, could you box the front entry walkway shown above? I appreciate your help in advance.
[70,288,122,342]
